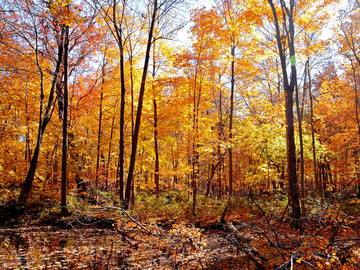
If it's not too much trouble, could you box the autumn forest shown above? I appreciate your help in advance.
[1,0,360,269]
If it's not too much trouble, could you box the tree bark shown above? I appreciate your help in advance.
[96,50,107,190]
[218,81,223,199]
[24,73,32,164]
[153,97,160,198]
[307,61,318,192]
[295,82,305,216]
[96,88,104,189]
[61,23,70,217]
[105,108,117,191]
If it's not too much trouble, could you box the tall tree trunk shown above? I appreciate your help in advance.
[285,83,301,227]
[229,43,235,196]
[113,0,126,201]
[218,76,223,199]
[295,83,305,216]
[192,53,203,214]
[61,23,69,217]
[350,60,360,136]
[96,52,106,190]
[96,91,103,189]
[129,40,135,139]
[105,109,116,191]
[352,63,360,198]
[153,98,160,198]
[307,61,318,192]
[24,73,32,164]
[267,0,301,229]
[192,88,198,214]
[152,42,160,198]
[18,26,65,205]
[125,0,158,209]
[340,24,360,197]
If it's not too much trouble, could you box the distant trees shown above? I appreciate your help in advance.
[2,0,360,228]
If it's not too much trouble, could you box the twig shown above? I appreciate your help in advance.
[104,206,161,237]
[276,259,290,270]
[293,255,318,268]
[333,238,360,242]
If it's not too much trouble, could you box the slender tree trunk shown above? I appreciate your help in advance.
[96,91,103,189]
[295,83,305,216]
[153,98,160,198]
[113,0,126,201]
[152,42,160,198]
[350,61,360,135]
[192,158,197,214]
[192,96,198,215]
[18,26,65,205]
[61,24,69,217]
[53,145,59,184]
[229,44,235,196]
[106,110,116,191]
[353,65,360,198]
[349,59,360,197]
[307,61,318,192]
[118,60,125,201]
[129,40,135,139]
[96,52,106,189]
[218,76,223,199]
[125,0,158,209]
[24,74,32,164]
[192,58,203,214]
[341,25,360,197]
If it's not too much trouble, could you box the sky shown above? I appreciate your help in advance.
[175,0,349,45]
[175,0,215,45]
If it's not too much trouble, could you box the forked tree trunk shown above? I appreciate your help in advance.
[267,0,302,229]
[18,26,66,205]
[125,0,158,209]
[112,0,126,201]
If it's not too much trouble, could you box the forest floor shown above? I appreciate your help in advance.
[0,192,360,269]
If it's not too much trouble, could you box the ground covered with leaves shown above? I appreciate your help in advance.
[1,193,360,269]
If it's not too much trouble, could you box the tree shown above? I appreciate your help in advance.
[124,0,158,208]
[16,7,66,204]
[215,0,239,197]
[92,0,128,199]
[61,12,70,216]
[123,0,185,208]
[266,0,302,228]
